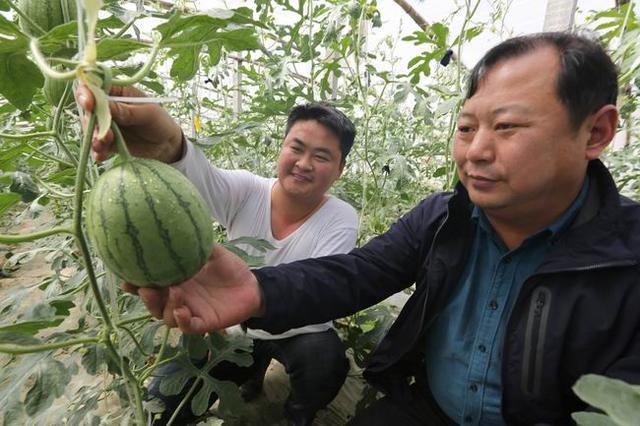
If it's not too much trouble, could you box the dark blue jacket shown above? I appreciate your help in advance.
[250,160,640,425]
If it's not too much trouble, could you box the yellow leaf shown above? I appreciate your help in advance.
[81,71,111,139]
[194,115,202,133]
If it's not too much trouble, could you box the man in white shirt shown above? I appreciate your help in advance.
[79,88,358,425]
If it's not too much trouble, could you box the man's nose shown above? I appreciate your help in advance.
[466,127,495,162]
[296,154,313,170]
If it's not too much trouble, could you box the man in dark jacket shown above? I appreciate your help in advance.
[131,32,639,425]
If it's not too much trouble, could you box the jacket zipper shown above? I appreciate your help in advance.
[516,259,636,398]
[520,286,552,397]
[420,209,450,330]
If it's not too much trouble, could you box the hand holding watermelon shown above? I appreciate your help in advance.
[123,244,265,334]
[76,84,184,163]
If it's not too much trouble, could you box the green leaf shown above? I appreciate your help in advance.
[207,41,222,65]
[0,193,20,215]
[572,412,619,426]
[0,15,27,54]
[49,299,75,316]
[218,28,261,51]
[0,331,41,345]
[0,320,63,335]
[185,333,209,360]
[206,333,253,368]
[0,13,22,36]
[0,52,44,110]
[140,321,163,354]
[193,376,242,417]
[573,374,640,426]
[0,0,9,11]
[430,22,449,48]
[37,22,78,54]
[433,166,447,177]
[97,38,148,60]
[24,358,72,416]
[3,397,24,425]
[158,360,193,396]
[170,45,203,82]
[82,344,119,375]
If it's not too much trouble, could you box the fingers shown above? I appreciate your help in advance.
[91,130,115,161]
[121,282,139,295]
[75,85,94,111]
[137,287,169,321]
[170,287,209,334]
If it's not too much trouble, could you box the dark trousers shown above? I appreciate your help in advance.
[149,329,349,425]
[347,379,456,426]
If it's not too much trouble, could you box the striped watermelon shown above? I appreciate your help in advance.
[86,159,213,288]
[18,0,77,35]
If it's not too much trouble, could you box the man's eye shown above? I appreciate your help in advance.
[496,123,519,130]
[316,156,329,162]
[457,126,474,133]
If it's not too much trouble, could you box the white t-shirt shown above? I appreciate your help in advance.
[173,141,358,339]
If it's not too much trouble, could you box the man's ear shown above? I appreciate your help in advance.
[585,104,619,160]
[338,159,345,177]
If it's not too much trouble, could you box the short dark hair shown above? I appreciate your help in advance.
[285,103,356,162]
[465,32,618,130]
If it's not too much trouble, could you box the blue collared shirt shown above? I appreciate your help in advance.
[425,180,589,425]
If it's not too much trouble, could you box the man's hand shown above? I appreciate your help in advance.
[123,244,264,334]
[75,85,184,163]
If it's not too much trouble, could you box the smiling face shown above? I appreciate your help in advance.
[453,46,597,225]
[277,119,344,203]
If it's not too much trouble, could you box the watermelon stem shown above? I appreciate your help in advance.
[0,226,74,244]
[137,327,171,383]
[0,336,100,354]
[111,121,132,160]
[112,35,161,86]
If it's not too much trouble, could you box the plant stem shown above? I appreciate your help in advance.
[0,226,74,244]
[26,143,75,168]
[35,177,76,198]
[111,41,161,86]
[0,131,56,140]
[119,325,150,356]
[0,336,99,354]
[111,122,132,160]
[117,314,153,327]
[30,39,78,80]
[112,15,138,39]
[103,335,146,425]
[53,134,79,167]
[74,112,113,328]
[166,377,201,426]
[139,327,171,383]
[5,0,46,36]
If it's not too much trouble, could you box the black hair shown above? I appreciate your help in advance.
[285,103,356,162]
[466,32,618,130]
